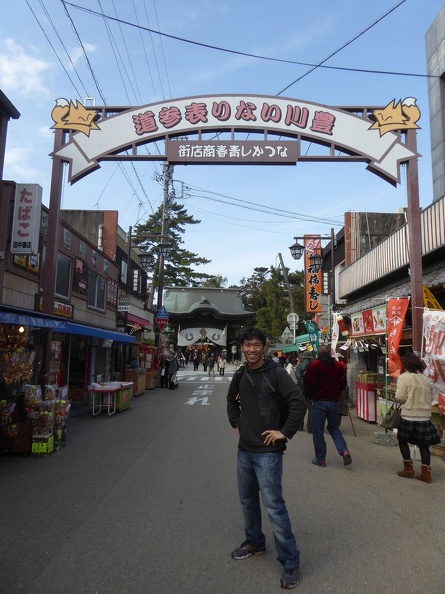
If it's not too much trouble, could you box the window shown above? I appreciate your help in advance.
[55,253,71,299]
[88,271,106,311]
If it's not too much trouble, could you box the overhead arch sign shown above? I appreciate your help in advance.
[51,94,420,185]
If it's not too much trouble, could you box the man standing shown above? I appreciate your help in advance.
[304,344,352,467]
[227,328,306,590]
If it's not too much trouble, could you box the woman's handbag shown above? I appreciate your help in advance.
[381,402,401,429]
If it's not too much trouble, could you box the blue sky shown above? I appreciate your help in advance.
[1,0,444,286]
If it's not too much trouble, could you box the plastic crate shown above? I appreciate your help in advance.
[374,431,398,446]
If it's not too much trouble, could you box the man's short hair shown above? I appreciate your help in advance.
[240,327,266,346]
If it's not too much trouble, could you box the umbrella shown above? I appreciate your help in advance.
[281,344,303,354]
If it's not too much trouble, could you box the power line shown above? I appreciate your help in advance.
[61,0,439,80]
[185,186,340,226]
[277,0,408,95]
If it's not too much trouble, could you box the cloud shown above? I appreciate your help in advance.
[0,38,53,96]
[3,145,43,181]
[68,43,96,68]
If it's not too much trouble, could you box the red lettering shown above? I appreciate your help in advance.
[284,105,309,128]
[185,102,208,125]
[158,106,182,129]
[212,101,231,121]
[235,101,257,122]
[310,111,335,135]
[132,111,158,135]
[261,103,282,123]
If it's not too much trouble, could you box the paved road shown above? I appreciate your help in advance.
[1,367,445,594]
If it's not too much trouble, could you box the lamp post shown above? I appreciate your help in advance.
[289,228,336,332]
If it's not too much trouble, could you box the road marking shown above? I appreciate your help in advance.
[185,396,210,406]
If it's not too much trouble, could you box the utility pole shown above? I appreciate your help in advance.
[278,252,297,341]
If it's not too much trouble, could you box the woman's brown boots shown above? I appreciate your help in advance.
[397,460,415,478]
[416,464,432,484]
[397,461,432,483]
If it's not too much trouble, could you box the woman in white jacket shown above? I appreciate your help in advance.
[395,351,441,483]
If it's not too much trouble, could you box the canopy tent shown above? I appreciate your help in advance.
[281,332,319,354]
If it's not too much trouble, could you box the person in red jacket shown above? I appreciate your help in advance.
[304,344,352,467]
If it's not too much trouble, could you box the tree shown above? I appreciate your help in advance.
[238,267,305,341]
[201,275,228,288]
[133,200,212,308]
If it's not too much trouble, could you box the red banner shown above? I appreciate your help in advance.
[386,298,409,377]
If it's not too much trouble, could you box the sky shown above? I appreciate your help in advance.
[1,0,444,287]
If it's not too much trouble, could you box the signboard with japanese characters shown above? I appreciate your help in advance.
[304,236,322,314]
[11,184,42,255]
[350,305,387,337]
[51,95,420,185]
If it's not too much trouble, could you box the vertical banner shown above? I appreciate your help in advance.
[304,236,322,314]
[386,298,409,377]
[305,320,320,356]
[422,309,445,412]
[331,314,339,357]
[11,184,42,255]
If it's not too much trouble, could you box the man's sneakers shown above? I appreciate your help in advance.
[342,450,352,465]
[280,567,300,589]
[231,540,266,560]
[311,458,326,467]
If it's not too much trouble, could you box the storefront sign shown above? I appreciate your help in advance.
[53,301,73,318]
[304,237,322,314]
[118,295,130,312]
[422,309,445,412]
[386,298,409,377]
[11,184,42,255]
[350,305,387,337]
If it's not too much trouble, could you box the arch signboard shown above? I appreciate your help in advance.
[50,94,420,185]
[45,93,424,352]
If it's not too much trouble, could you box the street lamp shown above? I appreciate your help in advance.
[289,228,336,329]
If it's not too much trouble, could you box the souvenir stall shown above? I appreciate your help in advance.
[143,345,160,390]
[345,306,387,423]
[124,342,147,396]
[0,323,70,456]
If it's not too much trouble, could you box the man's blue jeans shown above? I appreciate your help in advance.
[311,400,348,462]
[237,449,300,570]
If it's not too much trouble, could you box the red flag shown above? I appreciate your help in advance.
[386,298,410,377]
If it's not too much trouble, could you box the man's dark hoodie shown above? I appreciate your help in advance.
[227,359,307,453]
[303,349,347,402]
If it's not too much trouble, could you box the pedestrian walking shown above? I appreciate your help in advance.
[168,355,179,390]
[227,327,307,590]
[285,356,298,384]
[208,355,215,377]
[395,351,441,483]
[295,350,313,433]
[219,356,226,376]
[304,344,352,467]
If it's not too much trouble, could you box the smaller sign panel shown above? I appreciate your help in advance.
[167,140,297,164]
[155,318,168,331]
[11,184,42,255]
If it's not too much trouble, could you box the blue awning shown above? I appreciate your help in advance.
[0,309,66,329]
[55,321,136,344]
[0,306,135,344]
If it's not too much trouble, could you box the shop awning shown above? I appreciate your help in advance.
[0,308,66,329]
[118,312,152,327]
[56,322,136,344]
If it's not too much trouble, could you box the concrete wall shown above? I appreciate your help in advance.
[426,4,445,202]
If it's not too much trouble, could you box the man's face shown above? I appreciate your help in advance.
[242,338,265,369]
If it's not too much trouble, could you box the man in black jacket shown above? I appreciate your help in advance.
[227,328,306,590]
